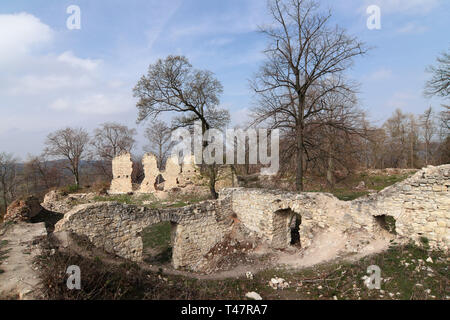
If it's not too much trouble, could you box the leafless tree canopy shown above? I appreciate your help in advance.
[44,127,90,187]
[143,121,173,170]
[251,0,367,190]
[133,55,231,199]
[420,107,436,166]
[0,152,18,215]
[133,55,230,131]
[425,49,450,99]
[24,154,63,192]
[91,122,137,161]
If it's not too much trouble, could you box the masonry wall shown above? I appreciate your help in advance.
[109,153,133,194]
[352,164,450,249]
[222,164,450,251]
[220,189,376,249]
[56,164,449,272]
[54,200,233,270]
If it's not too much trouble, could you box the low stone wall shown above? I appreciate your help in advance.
[219,189,375,249]
[352,165,449,249]
[222,164,450,251]
[54,200,233,270]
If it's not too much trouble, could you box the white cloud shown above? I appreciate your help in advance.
[367,68,393,81]
[7,74,94,95]
[230,107,251,128]
[0,12,53,62]
[49,92,134,115]
[57,51,101,71]
[396,22,429,34]
[50,98,70,111]
[76,93,134,115]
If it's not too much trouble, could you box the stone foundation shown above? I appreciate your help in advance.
[55,199,233,270]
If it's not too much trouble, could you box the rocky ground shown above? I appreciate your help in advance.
[0,222,47,299]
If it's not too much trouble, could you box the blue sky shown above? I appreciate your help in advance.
[0,0,449,158]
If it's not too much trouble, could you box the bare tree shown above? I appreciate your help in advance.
[91,122,136,179]
[383,109,410,168]
[407,114,420,168]
[24,154,63,192]
[133,55,230,198]
[425,49,450,99]
[438,105,450,131]
[143,121,173,169]
[314,89,366,187]
[420,107,436,166]
[92,122,136,160]
[44,127,90,188]
[0,152,18,215]
[251,0,367,191]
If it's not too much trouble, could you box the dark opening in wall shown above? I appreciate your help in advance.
[154,174,165,191]
[374,215,396,234]
[290,214,301,246]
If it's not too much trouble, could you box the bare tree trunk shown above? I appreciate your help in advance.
[295,125,304,191]
[327,152,335,188]
[208,164,218,199]
[2,187,7,215]
[73,165,80,188]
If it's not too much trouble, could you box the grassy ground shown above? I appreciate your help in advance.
[0,239,9,274]
[35,237,449,300]
[142,222,173,264]
[92,192,211,209]
[309,171,417,201]
[92,193,157,206]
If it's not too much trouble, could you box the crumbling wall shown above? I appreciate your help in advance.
[111,152,241,195]
[58,164,449,272]
[352,165,450,249]
[135,153,201,194]
[220,189,375,249]
[222,164,450,251]
[109,153,133,194]
[54,200,233,270]
[139,153,160,193]
[164,155,182,190]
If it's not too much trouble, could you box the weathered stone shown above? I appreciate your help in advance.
[4,196,42,222]
[109,152,133,194]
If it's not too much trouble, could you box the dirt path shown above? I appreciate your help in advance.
[0,222,47,299]
[276,229,395,269]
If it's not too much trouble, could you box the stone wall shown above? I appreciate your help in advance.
[352,165,450,249]
[222,164,450,251]
[109,153,133,194]
[57,164,449,271]
[138,154,201,193]
[54,200,233,270]
[219,188,374,249]
[139,153,160,193]
[111,153,237,195]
